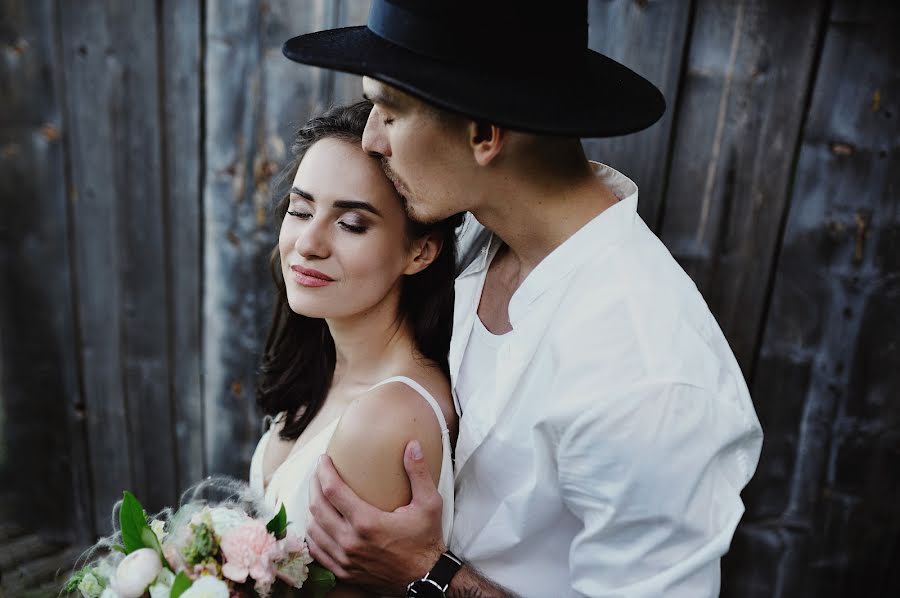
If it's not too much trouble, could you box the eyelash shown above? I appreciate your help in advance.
[286,210,368,234]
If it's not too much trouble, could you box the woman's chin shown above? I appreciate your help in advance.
[286,296,333,319]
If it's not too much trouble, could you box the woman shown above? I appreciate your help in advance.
[249,101,461,595]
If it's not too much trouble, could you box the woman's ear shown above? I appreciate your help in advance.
[404,233,443,275]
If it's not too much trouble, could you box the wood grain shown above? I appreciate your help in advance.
[0,0,90,539]
[659,0,828,374]
[724,0,900,594]
[583,0,693,231]
[161,0,205,490]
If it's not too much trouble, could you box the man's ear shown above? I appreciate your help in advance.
[468,121,505,166]
[404,233,443,275]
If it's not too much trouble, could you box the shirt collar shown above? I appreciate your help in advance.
[459,162,639,325]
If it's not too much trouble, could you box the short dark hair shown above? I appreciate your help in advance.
[257,101,463,440]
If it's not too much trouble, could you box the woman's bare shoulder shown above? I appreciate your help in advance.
[325,380,447,511]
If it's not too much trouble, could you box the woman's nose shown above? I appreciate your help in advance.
[294,219,330,259]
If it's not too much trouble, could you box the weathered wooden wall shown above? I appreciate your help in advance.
[1,0,898,596]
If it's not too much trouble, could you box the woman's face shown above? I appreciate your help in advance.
[279,137,420,320]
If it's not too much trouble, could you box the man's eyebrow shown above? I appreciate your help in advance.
[363,89,401,110]
[290,187,381,217]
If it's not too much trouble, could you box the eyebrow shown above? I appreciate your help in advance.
[290,186,382,217]
[362,88,402,111]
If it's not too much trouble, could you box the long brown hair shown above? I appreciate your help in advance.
[256,101,462,440]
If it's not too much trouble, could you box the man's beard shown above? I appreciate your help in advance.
[379,158,446,226]
[379,158,409,210]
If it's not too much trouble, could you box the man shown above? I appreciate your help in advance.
[284,2,763,596]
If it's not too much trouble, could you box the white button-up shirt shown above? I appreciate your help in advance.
[448,163,763,597]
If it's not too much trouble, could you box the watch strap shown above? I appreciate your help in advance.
[409,550,464,596]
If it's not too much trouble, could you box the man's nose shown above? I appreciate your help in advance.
[294,219,330,259]
[362,110,390,157]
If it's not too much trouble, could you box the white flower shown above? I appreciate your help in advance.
[150,519,167,544]
[179,575,230,598]
[77,571,104,598]
[190,506,251,536]
[99,589,119,598]
[110,548,163,598]
[148,568,176,598]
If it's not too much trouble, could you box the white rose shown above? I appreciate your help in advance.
[111,548,163,598]
[180,575,230,598]
[207,506,251,536]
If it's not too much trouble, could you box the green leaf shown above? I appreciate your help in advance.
[304,563,336,598]
[265,504,288,540]
[141,526,163,554]
[111,544,127,554]
[120,491,152,554]
[169,572,192,598]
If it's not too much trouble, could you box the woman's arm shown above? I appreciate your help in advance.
[318,383,447,596]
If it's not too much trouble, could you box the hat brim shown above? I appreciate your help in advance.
[284,27,665,138]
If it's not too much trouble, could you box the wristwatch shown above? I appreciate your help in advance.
[406,550,464,597]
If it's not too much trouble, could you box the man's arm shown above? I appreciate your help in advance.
[307,441,517,597]
[556,381,762,597]
[446,566,519,598]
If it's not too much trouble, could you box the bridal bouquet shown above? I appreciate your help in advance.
[64,479,334,598]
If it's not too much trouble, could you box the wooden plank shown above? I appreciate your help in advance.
[724,1,900,596]
[658,0,828,372]
[203,0,269,477]
[2,545,84,596]
[0,535,64,571]
[58,0,177,528]
[582,0,693,231]
[161,0,205,491]
[331,0,371,105]
[0,0,92,540]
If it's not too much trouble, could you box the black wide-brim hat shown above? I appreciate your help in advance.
[283,0,665,138]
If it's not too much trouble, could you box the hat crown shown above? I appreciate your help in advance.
[368,0,589,72]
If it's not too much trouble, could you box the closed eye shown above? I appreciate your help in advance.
[339,222,367,234]
[286,210,311,219]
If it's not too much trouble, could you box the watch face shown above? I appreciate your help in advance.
[407,579,445,598]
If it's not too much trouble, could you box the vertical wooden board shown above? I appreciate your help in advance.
[582,0,692,230]
[331,0,370,106]
[726,1,900,596]
[161,0,205,491]
[101,0,177,515]
[204,0,270,477]
[57,0,132,532]
[0,0,91,539]
[58,0,177,527]
[658,0,826,372]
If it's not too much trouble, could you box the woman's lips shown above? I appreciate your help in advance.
[290,265,333,288]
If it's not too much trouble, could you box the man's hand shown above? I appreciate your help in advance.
[306,439,446,595]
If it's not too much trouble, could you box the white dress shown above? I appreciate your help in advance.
[249,376,455,543]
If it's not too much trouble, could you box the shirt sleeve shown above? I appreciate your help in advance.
[556,380,762,597]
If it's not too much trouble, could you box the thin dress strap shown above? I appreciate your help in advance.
[368,376,450,435]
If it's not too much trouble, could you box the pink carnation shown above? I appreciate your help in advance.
[219,520,281,591]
